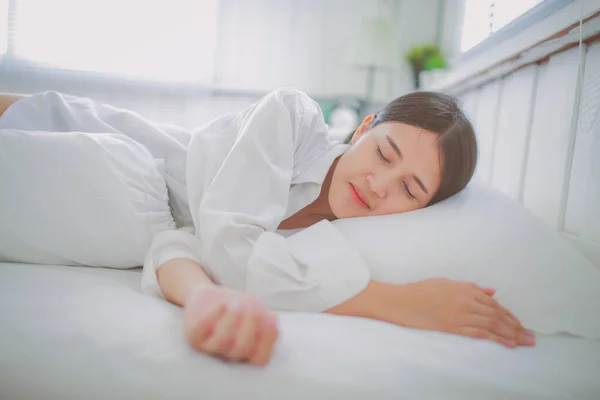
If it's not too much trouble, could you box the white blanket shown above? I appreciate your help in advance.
[1,263,598,400]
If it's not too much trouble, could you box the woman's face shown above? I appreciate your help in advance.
[329,116,442,219]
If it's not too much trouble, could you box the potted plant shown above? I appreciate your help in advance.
[404,44,447,89]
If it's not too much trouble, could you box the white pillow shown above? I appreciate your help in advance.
[332,183,600,340]
[0,129,175,268]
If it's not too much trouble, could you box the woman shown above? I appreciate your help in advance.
[0,88,535,367]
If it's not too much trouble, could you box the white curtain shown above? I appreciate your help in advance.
[0,0,7,55]
[6,0,218,82]
[0,0,234,128]
[215,0,392,99]
[0,0,441,128]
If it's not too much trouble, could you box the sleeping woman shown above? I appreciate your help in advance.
[0,87,535,366]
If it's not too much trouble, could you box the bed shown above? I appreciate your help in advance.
[1,262,599,400]
[2,6,600,400]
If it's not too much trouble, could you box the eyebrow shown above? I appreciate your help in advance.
[386,135,429,196]
[413,175,429,195]
[386,135,403,159]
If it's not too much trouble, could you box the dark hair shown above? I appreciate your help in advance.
[344,91,477,205]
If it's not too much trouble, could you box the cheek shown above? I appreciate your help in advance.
[333,154,366,186]
[341,143,373,172]
[329,176,360,218]
[344,158,372,182]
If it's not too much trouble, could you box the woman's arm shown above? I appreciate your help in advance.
[157,258,279,366]
[325,280,391,320]
[326,279,535,348]
[156,258,213,307]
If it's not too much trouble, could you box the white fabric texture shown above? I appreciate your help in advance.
[0,90,193,227]
[0,129,175,267]
[332,182,600,340]
[1,262,599,400]
[145,88,370,312]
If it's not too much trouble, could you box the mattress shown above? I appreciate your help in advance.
[1,262,599,400]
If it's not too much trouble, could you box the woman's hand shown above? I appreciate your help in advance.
[183,285,279,366]
[389,278,535,348]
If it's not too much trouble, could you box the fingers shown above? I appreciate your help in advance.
[467,299,536,348]
[249,314,279,366]
[473,301,521,332]
[452,282,536,348]
[474,292,522,327]
[467,282,495,297]
[474,293,535,346]
[190,300,279,365]
[461,327,517,348]
[225,309,279,365]
[500,306,522,329]
[202,303,243,356]
[187,303,227,349]
[226,309,260,361]
[465,314,517,345]
[516,329,536,346]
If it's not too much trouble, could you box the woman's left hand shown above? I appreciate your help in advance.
[395,279,535,348]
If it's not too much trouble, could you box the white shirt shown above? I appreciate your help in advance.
[143,88,371,312]
[0,88,371,312]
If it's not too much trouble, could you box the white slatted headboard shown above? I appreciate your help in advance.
[454,42,600,268]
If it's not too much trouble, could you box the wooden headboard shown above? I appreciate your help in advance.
[457,44,600,268]
[429,5,600,268]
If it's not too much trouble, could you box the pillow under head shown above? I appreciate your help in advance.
[332,183,600,339]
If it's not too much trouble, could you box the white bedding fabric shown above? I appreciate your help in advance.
[1,263,599,400]
[0,128,175,267]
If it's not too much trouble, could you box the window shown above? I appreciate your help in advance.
[0,0,8,56]
[4,0,218,82]
[461,0,545,52]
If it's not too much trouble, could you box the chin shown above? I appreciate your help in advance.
[329,202,348,219]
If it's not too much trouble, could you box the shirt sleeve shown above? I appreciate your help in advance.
[144,88,370,312]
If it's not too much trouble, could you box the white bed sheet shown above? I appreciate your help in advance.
[1,262,598,400]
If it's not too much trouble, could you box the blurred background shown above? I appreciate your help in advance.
[3,0,599,267]
[0,0,544,132]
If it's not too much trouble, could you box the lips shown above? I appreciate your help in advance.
[349,183,370,209]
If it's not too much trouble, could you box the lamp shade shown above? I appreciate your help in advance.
[347,17,399,69]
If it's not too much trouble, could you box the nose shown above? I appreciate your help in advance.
[366,173,394,199]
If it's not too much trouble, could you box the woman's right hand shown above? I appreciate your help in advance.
[183,284,279,366]
[386,278,535,348]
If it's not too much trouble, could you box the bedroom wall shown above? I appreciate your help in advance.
[0,0,445,129]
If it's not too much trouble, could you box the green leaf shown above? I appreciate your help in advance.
[423,53,446,70]
[405,43,447,70]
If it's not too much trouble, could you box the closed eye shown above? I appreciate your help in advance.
[376,146,390,163]
[402,181,416,200]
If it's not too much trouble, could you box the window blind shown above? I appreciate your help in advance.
[461,0,545,52]
[1,0,219,83]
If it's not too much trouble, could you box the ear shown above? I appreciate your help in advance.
[350,114,376,145]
